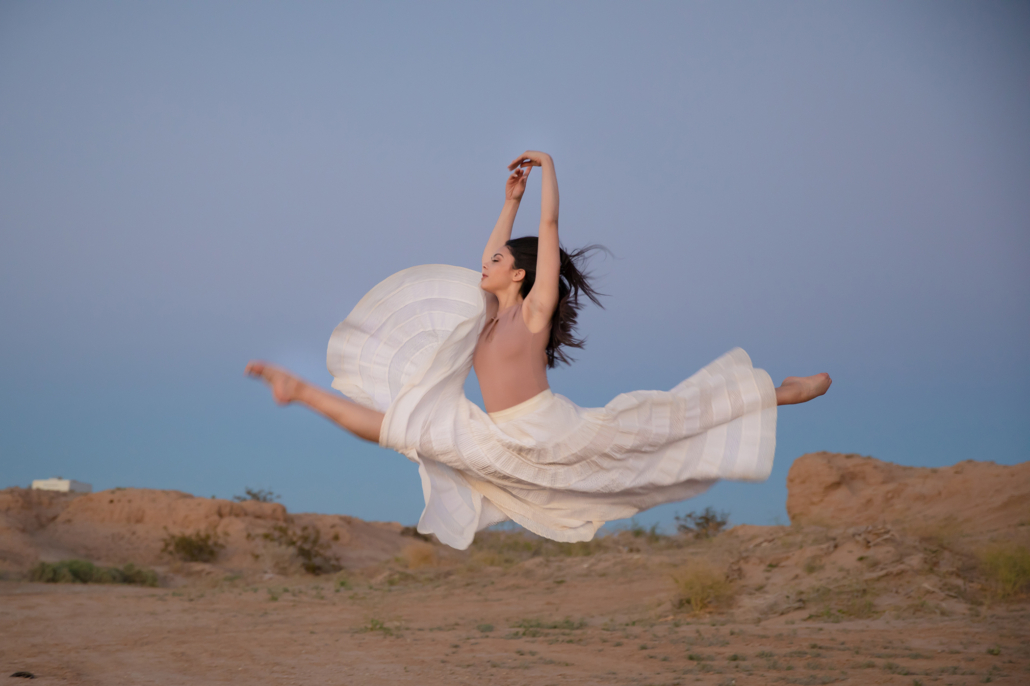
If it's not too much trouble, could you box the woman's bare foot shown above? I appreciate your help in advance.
[775,373,832,406]
[245,361,305,405]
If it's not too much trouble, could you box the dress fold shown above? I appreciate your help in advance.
[328,264,777,550]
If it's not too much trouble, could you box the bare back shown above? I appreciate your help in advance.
[473,300,550,414]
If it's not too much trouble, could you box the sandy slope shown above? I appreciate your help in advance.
[1,453,1028,685]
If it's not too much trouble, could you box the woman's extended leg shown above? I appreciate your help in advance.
[775,373,832,406]
[245,361,384,443]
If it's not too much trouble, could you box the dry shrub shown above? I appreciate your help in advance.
[233,487,280,503]
[675,507,729,539]
[673,562,735,614]
[261,524,341,575]
[400,542,437,569]
[162,530,225,562]
[979,543,1030,599]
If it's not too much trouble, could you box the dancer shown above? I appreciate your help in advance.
[246,151,830,549]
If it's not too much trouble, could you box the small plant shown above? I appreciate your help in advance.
[233,487,280,503]
[28,560,158,587]
[675,507,729,539]
[261,524,341,575]
[477,623,494,633]
[629,519,663,542]
[979,544,1030,599]
[673,562,734,613]
[362,618,395,636]
[161,530,225,562]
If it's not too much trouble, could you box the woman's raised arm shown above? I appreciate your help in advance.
[482,166,530,267]
[510,151,560,333]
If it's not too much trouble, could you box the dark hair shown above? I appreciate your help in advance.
[505,236,607,368]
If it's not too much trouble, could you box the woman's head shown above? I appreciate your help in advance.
[479,245,524,295]
[490,236,607,368]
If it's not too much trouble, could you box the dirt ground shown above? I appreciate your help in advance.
[3,455,1028,684]
[3,543,1028,686]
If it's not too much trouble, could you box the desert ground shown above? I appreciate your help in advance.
[2,452,1028,685]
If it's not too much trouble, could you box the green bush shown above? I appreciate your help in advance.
[29,560,158,587]
[161,530,225,562]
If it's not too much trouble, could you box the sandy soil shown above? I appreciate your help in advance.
[2,559,1027,686]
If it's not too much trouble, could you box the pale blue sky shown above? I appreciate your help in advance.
[1,1,1027,530]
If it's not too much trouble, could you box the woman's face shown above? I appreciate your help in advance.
[481,246,523,295]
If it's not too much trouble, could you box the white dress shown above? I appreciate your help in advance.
[327,264,777,550]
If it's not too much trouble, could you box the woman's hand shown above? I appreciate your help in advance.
[505,166,530,202]
[508,150,552,170]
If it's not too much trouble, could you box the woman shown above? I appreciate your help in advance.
[246,151,831,549]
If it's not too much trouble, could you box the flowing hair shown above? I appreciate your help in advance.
[504,236,608,368]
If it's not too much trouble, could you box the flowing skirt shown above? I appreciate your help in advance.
[327,265,777,549]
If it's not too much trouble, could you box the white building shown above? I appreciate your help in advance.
[31,478,92,494]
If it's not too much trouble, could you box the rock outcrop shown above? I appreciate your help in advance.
[786,452,1030,535]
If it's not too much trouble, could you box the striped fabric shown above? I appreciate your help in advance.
[328,264,777,550]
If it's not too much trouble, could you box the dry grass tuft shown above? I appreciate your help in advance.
[400,542,437,569]
[673,562,735,614]
[979,543,1030,599]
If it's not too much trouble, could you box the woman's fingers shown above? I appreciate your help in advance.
[508,151,546,170]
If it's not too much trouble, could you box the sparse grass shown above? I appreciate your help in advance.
[161,530,225,562]
[803,582,880,623]
[673,562,735,614]
[508,617,586,637]
[261,524,341,575]
[29,559,158,587]
[468,530,610,567]
[979,543,1030,599]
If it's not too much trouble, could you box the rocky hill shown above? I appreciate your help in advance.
[786,452,1030,536]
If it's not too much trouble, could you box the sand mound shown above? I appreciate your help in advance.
[787,452,1030,535]
[0,487,412,575]
[4,453,1028,582]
